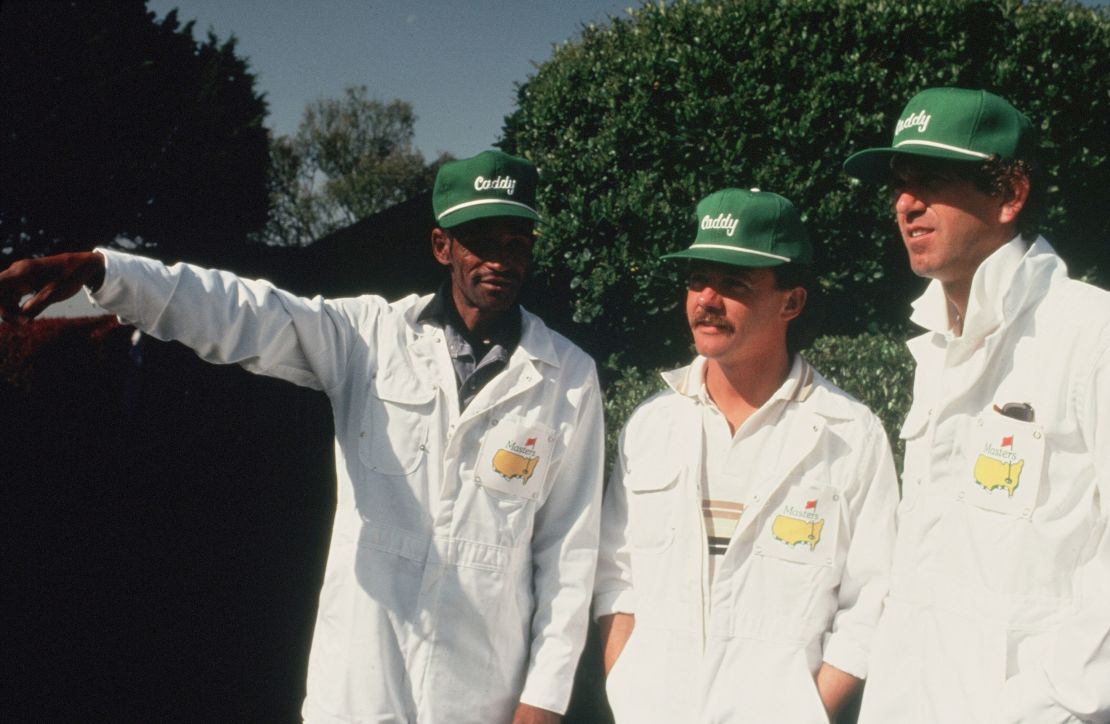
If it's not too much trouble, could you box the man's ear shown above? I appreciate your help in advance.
[998,171,1030,226]
[431,227,452,267]
[781,286,807,322]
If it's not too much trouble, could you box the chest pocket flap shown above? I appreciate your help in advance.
[359,367,437,475]
[622,424,684,551]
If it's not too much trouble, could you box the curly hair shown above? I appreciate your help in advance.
[970,156,1045,241]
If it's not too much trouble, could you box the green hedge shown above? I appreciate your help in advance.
[504,0,1109,373]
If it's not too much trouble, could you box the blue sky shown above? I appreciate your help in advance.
[148,0,1108,160]
[146,0,635,159]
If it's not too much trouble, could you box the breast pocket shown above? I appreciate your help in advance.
[957,410,1045,519]
[474,415,557,502]
[625,465,681,554]
[756,484,842,568]
[358,370,436,476]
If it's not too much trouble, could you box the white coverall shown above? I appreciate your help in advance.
[595,355,898,723]
[858,238,1110,724]
[89,249,605,723]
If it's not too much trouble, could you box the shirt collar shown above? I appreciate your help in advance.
[417,281,522,351]
[909,234,1028,339]
[667,353,810,405]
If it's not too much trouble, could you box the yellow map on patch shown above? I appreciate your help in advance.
[492,449,539,483]
[973,454,1023,497]
[772,515,824,551]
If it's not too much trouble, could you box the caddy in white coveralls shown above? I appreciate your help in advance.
[594,189,899,723]
[0,151,604,724]
[845,88,1110,723]
[858,238,1110,724]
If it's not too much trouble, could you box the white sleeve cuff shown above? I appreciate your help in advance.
[593,589,635,621]
[822,631,869,680]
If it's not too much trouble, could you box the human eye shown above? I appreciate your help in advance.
[720,276,749,295]
[459,235,494,254]
[687,272,709,291]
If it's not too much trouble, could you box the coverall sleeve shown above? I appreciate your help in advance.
[89,248,370,393]
[821,415,900,679]
[592,422,637,619]
[1000,332,1110,723]
[516,362,605,714]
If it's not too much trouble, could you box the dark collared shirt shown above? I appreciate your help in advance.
[417,282,522,411]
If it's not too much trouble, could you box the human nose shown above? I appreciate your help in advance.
[491,238,532,266]
[696,283,723,308]
[894,187,925,217]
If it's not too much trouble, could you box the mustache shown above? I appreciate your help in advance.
[693,312,733,331]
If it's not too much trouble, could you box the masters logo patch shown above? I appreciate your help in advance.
[476,418,556,501]
[772,498,824,551]
[973,435,1023,497]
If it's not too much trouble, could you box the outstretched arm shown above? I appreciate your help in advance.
[0,252,105,324]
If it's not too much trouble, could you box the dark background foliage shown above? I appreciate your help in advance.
[0,0,270,264]
[502,0,1110,373]
[1,318,334,722]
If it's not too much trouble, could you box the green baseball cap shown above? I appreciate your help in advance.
[663,188,812,268]
[432,150,540,228]
[844,87,1035,183]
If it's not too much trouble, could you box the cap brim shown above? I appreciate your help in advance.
[437,201,539,229]
[662,246,788,269]
[844,145,989,183]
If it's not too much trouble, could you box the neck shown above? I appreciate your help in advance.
[940,230,1020,336]
[941,281,970,336]
[704,349,791,434]
[452,291,506,338]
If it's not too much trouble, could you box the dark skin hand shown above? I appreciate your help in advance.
[0,251,106,325]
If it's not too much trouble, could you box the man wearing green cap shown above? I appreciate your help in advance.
[844,88,1110,723]
[0,150,604,723]
[593,189,898,723]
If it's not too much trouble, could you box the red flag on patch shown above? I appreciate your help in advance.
[1001,435,1014,447]
[805,499,817,510]
[525,437,537,447]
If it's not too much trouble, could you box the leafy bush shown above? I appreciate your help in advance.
[503,0,1109,373]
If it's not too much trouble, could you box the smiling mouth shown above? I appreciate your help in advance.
[694,318,733,333]
[479,276,518,291]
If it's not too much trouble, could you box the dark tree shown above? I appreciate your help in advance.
[0,0,270,264]
[261,87,451,246]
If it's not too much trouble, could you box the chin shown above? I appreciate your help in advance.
[693,341,726,359]
[481,295,517,312]
[907,256,937,279]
